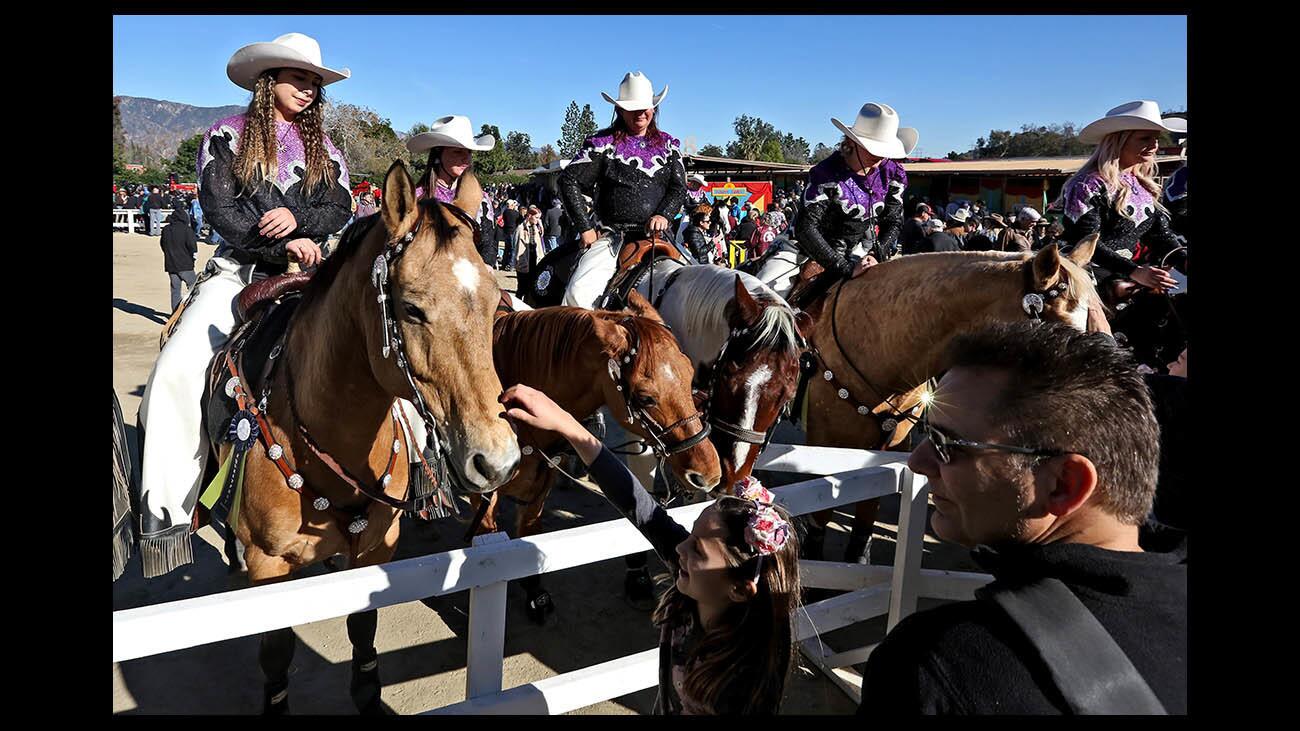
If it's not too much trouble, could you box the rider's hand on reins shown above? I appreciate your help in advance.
[285,238,322,268]
[580,228,599,247]
[1131,265,1177,293]
[646,215,670,235]
[851,254,879,278]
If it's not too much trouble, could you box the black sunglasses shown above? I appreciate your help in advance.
[919,416,1085,465]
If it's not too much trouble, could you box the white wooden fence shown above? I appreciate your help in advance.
[112,444,992,714]
[113,208,144,234]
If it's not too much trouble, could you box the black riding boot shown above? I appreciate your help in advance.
[843,527,875,565]
[800,518,826,562]
[262,679,290,715]
[349,648,384,715]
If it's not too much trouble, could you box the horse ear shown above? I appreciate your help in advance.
[794,309,817,340]
[451,169,485,220]
[381,159,419,239]
[1031,243,1063,290]
[730,275,763,327]
[1067,234,1098,267]
[624,290,665,324]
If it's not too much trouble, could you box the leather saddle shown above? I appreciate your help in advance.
[599,234,684,309]
[236,271,313,322]
[786,259,830,311]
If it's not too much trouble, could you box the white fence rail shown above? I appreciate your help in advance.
[112,444,993,714]
[113,208,144,234]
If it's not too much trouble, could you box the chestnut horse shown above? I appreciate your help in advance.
[222,161,519,713]
[798,239,1102,562]
[474,291,721,622]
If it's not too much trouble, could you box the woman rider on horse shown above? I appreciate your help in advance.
[136,33,353,575]
[1058,101,1185,297]
[406,115,498,268]
[559,71,691,280]
[788,102,916,309]
[792,102,917,566]
[556,71,690,604]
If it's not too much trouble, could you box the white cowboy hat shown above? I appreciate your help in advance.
[1017,206,1042,223]
[687,173,707,185]
[601,72,668,111]
[831,102,918,159]
[1078,100,1188,145]
[947,208,971,225]
[405,115,496,154]
[226,33,350,92]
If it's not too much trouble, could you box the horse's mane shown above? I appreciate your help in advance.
[492,308,676,388]
[298,200,461,311]
[665,262,800,357]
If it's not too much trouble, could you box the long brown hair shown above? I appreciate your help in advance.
[233,70,333,196]
[651,498,801,715]
[603,108,666,146]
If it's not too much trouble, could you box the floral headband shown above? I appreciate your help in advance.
[728,476,790,557]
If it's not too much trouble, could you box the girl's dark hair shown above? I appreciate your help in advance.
[652,498,801,714]
[601,108,666,146]
[234,70,332,196]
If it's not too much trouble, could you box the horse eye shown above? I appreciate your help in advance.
[402,301,428,324]
[634,393,657,408]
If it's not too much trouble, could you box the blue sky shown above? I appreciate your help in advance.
[114,15,1186,157]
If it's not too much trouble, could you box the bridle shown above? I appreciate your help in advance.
[607,316,713,461]
[696,321,806,457]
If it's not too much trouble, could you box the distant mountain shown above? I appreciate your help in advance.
[116,95,244,162]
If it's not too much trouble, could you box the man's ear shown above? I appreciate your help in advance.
[1043,453,1098,517]
[728,577,759,604]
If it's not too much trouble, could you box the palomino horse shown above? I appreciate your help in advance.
[219,161,519,714]
[472,291,721,622]
[797,239,1102,562]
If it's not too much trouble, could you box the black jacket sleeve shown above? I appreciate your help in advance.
[1063,191,1137,278]
[1140,210,1185,268]
[283,159,353,245]
[876,180,906,260]
[796,198,855,277]
[654,148,688,221]
[587,446,688,573]
[559,140,604,235]
[685,226,711,263]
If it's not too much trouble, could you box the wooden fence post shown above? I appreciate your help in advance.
[465,531,510,699]
[887,468,929,632]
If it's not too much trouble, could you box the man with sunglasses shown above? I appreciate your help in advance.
[858,321,1186,714]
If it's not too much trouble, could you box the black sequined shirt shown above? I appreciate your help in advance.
[559,130,688,235]
[1060,170,1183,279]
[795,154,907,277]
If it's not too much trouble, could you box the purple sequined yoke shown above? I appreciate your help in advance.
[1063,170,1156,226]
[198,113,348,193]
[803,155,906,220]
[570,132,682,177]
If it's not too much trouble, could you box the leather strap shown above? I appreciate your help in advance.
[976,577,1168,715]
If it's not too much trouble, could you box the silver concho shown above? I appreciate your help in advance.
[235,418,252,442]
[267,444,284,460]
[521,445,535,456]
[881,418,898,433]
[857,406,869,416]
[392,439,401,454]
[1021,293,1045,316]
[312,496,330,511]
[823,370,834,381]
[837,388,849,400]
[348,517,369,534]
[288,473,304,490]
[535,269,552,293]
[224,376,241,398]
[382,474,392,488]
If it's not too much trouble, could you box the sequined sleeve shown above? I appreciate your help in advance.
[559,137,604,234]
[654,144,688,221]
[876,161,908,258]
[284,133,353,243]
[197,118,286,258]
[797,177,855,277]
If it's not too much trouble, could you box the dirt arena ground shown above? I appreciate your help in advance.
[112,231,979,715]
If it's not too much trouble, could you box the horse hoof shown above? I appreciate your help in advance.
[262,682,290,715]
[623,568,655,609]
[350,656,383,714]
[525,590,555,625]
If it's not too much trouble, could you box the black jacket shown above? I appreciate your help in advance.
[734,218,757,245]
[559,130,687,235]
[683,225,711,263]
[197,114,352,275]
[544,205,565,238]
[900,216,928,255]
[796,155,907,277]
[916,230,963,254]
[1060,172,1183,281]
[1144,374,1188,531]
[859,542,1187,714]
[160,209,198,273]
[501,207,521,235]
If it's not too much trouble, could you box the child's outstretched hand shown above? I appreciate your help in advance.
[500,384,582,437]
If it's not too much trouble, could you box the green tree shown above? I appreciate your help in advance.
[504,130,535,169]
[166,133,204,180]
[537,144,560,165]
[698,143,725,158]
[778,133,810,164]
[759,138,785,163]
[726,115,778,160]
[578,104,598,141]
[473,124,514,175]
[557,101,585,157]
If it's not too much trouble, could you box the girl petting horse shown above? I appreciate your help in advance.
[471,292,721,622]
[501,384,802,715]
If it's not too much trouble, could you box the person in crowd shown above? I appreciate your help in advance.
[765,203,788,236]
[354,190,377,219]
[915,208,966,253]
[405,114,497,241]
[477,192,499,268]
[188,193,204,239]
[859,321,1186,715]
[790,102,914,307]
[1058,101,1184,298]
[685,172,709,207]
[136,34,353,643]
[734,205,758,246]
[143,185,166,235]
[1012,206,1043,246]
[682,203,714,264]
[516,204,545,273]
[543,196,565,253]
[899,202,932,255]
[160,206,198,311]
[743,211,777,261]
[500,384,802,715]
[962,212,1003,251]
[499,199,521,272]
